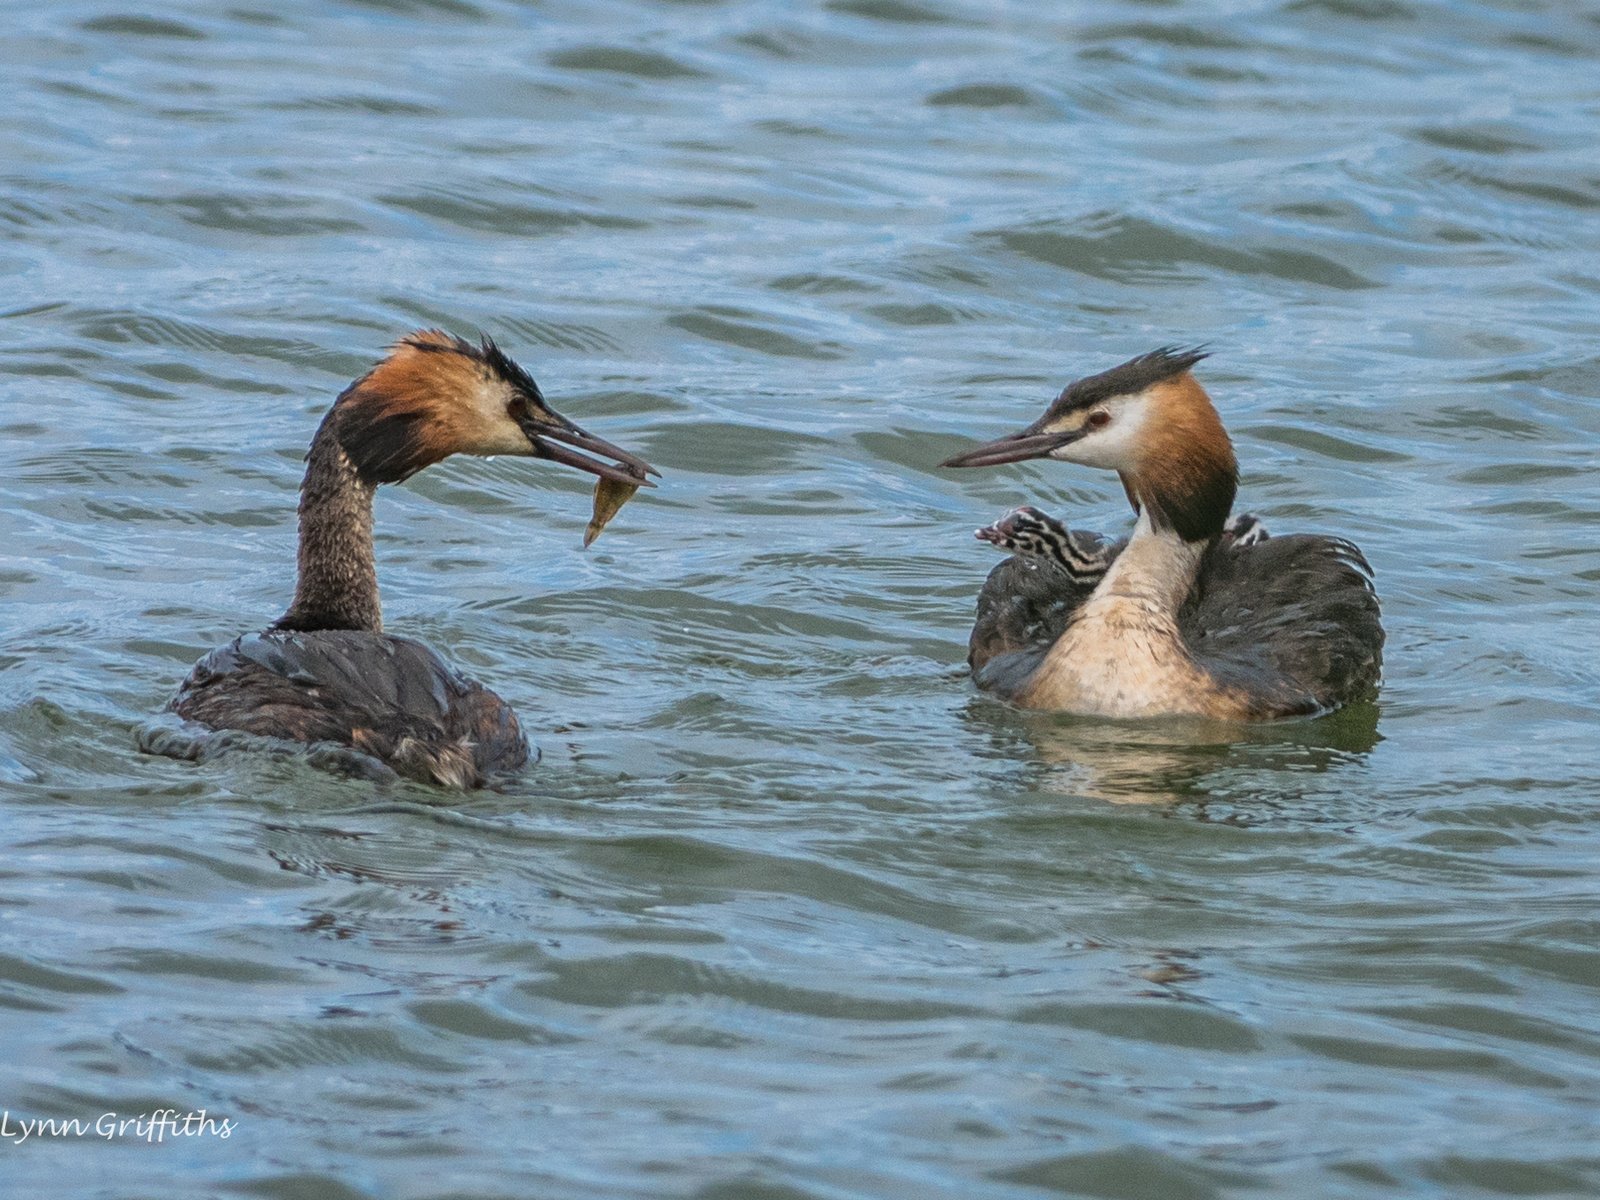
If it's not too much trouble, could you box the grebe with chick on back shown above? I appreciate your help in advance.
[941,348,1382,720]
[145,330,657,788]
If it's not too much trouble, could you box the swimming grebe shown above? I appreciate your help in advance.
[941,348,1382,720]
[150,330,657,787]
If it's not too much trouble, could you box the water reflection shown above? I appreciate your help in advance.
[967,698,1381,805]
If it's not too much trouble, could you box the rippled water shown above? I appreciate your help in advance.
[4,1,1600,1196]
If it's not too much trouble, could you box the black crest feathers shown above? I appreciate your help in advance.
[1046,346,1210,420]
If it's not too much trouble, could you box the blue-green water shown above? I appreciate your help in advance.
[4,2,1600,1197]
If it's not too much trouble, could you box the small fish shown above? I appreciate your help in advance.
[583,473,639,547]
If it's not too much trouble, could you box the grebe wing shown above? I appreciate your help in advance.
[1183,533,1383,714]
[171,630,528,786]
[968,530,1120,696]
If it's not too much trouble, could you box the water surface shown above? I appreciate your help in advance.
[3,1,1599,1197]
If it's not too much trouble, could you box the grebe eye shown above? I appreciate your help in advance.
[1086,410,1111,429]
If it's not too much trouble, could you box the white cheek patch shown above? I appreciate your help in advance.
[1055,392,1151,470]
[476,422,537,457]
[467,381,537,456]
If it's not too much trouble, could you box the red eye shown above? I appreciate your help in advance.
[1086,410,1111,429]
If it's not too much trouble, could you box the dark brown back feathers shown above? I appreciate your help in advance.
[169,629,530,787]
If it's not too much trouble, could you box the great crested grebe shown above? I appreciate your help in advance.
[147,330,657,787]
[941,348,1382,720]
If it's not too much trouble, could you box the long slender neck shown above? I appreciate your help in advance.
[1088,384,1236,613]
[275,410,382,633]
[1091,507,1207,616]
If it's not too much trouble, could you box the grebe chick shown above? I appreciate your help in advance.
[976,505,1119,582]
[149,330,657,787]
[977,505,1269,571]
[942,348,1381,720]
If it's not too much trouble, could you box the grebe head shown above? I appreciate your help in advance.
[941,346,1237,543]
[332,329,657,487]
[975,506,1054,553]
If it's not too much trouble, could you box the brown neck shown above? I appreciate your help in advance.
[275,409,382,633]
[1116,377,1238,543]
